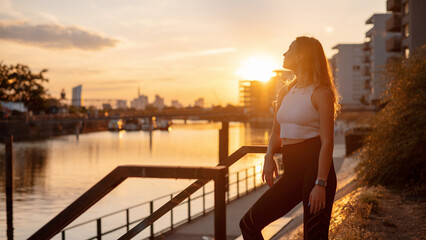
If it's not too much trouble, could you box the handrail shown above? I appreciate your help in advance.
[119,145,269,239]
[28,165,228,240]
[61,162,264,239]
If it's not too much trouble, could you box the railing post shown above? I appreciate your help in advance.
[187,196,191,222]
[214,168,226,240]
[150,201,154,239]
[245,168,248,194]
[236,172,240,199]
[5,135,14,240]
[202,186,206,215]
[126,209,130,232]
[61,231,65,240]
[96,218,102,240]
[218,121,229,164]
[226,177,230,204]
[170,194,174,230]
[253,166,256,189]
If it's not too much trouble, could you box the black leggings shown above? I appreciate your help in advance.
[239,136,337,240]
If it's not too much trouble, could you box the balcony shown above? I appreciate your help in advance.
[386,35,402,52]
[362,41,371,51]
[365,28,374,38]
[386,0,401,12]
[362,55,370,63]
[364,79,371,90]
[386,14,401,32]
[362,66,370,77]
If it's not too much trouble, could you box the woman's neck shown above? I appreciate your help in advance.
[294,69,312,88]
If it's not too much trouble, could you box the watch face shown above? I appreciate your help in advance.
[316,179,326,186]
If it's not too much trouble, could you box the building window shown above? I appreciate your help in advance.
[352,65,360,71]
[403,2,409,15]
[403,23,409,37]
[404,48,410,58]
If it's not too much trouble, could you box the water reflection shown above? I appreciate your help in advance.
[0,144,48,194]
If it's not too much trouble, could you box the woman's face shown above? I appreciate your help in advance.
[283,41,299,70]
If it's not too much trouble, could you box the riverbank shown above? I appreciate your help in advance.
[0,119,108,142]
[281,182,426,240]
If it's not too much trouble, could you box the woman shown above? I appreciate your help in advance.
[239,36,341,240]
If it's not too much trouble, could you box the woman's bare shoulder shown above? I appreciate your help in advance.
[312,85,333,109]
[312,85,333,98]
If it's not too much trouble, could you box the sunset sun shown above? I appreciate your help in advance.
[236,56,277,82]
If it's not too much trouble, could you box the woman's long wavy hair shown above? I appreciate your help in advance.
[274,36,341,119]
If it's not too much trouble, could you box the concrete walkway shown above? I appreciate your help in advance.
[156,184,277,239]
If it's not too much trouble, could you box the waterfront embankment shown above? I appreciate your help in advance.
[0,119,108,142]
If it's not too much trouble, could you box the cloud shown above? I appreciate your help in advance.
[0,21,118,50]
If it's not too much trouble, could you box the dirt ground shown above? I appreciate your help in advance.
[284,184,426,240]
[365,188,426,240]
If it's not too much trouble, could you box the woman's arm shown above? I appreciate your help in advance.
[309,86,335,214]
[265,110,282,158]
[262,103,282,187]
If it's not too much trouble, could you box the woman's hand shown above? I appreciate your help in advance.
[309,185,326,214]
[262,155,278,187]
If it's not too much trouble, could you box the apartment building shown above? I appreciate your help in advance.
[331,44,368,109]
[363,13,400,105]
[386,0,426,57]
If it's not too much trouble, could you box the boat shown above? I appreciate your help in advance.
[124,118,141,131]
[155,118,171,131]
[108,119,124,131]
[141,117,154,131]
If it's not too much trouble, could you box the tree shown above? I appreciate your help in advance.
[0,62,49,113]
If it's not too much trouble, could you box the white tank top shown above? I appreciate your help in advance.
[276,84,320,139]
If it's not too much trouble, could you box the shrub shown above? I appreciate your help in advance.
[355,47,426,190]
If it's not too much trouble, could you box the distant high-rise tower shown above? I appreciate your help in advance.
[72,85,83,107]
[60,89,66,100]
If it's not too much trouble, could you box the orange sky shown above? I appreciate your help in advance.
[0,0,386,107]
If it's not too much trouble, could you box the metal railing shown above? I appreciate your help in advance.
[59,163,268,239]
[28,145,272,240]
[28,166,228,240]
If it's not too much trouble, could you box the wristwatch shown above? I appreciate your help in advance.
[315,179,327,187]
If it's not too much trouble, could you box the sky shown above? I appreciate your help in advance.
[0,0,386,107]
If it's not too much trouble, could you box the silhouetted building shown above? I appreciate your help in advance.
[72,85,83,107]
[194,98,204,108]
[171,100,183,109]
[153,95,165,110]
[385,0,426,58]
[131,95,148,110]
[331,44,370,109]
[103,103,112,111]
[116,100,127,109]
[239,70,294,116]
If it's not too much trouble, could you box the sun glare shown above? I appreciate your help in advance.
[236,56,277,82]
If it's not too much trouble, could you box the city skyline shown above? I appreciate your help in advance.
[0,0,385,106]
